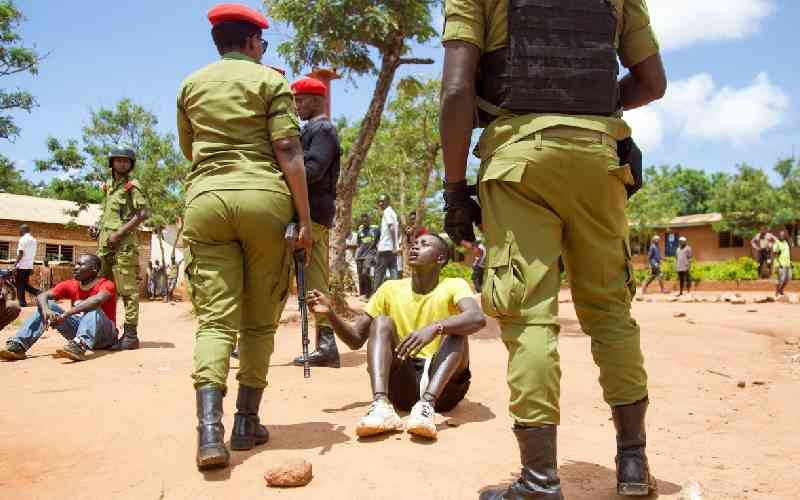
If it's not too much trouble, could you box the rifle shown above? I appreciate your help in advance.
[285,223,311,379]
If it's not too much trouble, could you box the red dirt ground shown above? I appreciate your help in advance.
[1,290,797,499]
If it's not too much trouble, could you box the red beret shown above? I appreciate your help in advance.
[291,77,327,97]
[208,3,269,29]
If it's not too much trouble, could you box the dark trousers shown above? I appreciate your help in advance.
[356,260,372,297]
[374,251,398,292]
[15,269,41,306]
[678,270,691,293]
[472,266,484,293]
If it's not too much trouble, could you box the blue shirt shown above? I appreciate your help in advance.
[648,243,661,267]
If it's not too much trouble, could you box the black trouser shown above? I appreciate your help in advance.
[472,266,484,292]
[15,269,41,306]
[374,251,398,292]
[388,356,471,413]
[678,270,691,293]
[356,259,372,297]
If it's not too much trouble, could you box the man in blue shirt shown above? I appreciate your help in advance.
[641,235,665,294]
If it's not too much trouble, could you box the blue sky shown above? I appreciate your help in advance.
[2,0,798,183]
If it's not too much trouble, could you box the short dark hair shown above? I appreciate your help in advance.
[19,224,30,234]
[430,234,452,266]
[82,254,102,272]
[211,21,261,54]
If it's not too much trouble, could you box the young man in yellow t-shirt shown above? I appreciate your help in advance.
[307,233,486,439]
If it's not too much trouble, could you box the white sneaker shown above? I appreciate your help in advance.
[406,401,437,439]
[356,399,403,437]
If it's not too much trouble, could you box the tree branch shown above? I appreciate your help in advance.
[398,58,434,66]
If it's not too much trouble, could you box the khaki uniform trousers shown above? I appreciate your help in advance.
[99,247,141,327]
[479,128,648,426]
[303,223,332,329]
[183,190,293,390]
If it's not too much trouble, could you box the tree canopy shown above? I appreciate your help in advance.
[0,0,42,141]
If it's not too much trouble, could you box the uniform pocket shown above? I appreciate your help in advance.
[481,232,526,319]
[622,239,637,300]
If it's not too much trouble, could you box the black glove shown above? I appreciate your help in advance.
[617,137,643,199]
[443,181,482,245]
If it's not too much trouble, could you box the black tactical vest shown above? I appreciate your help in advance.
[478,0,619,117]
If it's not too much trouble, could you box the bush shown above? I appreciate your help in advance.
[441,262,472,281]
[635,256,762,283]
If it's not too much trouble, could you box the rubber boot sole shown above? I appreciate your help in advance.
[406,422,437,440]
[196,446,230,470]
[356,416,404,438]
[54,349,85,362]
[618,477,657,496]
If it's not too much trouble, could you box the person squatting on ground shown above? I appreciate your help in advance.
[177,3,312,471]
[0,254,118,362]
[307,234,485,440]
[289,75,343,369]
[774,231,792,297]
[641,235,665,294]
[676,237,693,296]
[439,0,667,497]
[91,147,150,350]
[0,276,21,332]
[15,224,41,307]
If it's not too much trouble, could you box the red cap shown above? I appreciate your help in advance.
[208,3,269,29]
[291,77,327,97]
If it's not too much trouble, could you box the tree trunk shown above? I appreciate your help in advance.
[414,142,441,234]
[170,217,184,265]
[330,51,402,311]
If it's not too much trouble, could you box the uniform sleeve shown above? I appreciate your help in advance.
[132,184,147,211]
[365,283,389,318]
[304,124,339,184]
[265,75,301,142]
[449,278,474,305]
[176,85,194,161]
[618,0,660,68]
[442,0,485,51]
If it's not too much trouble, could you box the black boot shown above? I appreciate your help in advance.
[479,425,563,500]
[111,324,139,351]
[196,387,229,470]
[613,398,657,496]
[230,385,270,450]
[292,326,340,368]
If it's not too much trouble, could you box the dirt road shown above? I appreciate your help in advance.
[1,291,797,499]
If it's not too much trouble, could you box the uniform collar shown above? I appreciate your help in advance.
[222,51,258,63]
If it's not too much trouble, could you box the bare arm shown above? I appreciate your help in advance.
[620,53,667,111]
[63,290,111,318]
[308,290,372,350]
[274,137,312,259]
[440,41,481,184]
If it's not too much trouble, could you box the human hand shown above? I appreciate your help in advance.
[395,323,440,360]
[307,290,332,316]
[47,310,66,327]
[294,223,312,267]
[443,183,481,245]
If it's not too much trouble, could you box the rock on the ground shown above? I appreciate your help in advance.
[265,459,313,487]
[746,309,758,313]
[679,478,705,500]
[786,336,800,346]
[673,312,687,318]
[754,296,775,304]
[730,297,747,305]
[737,381,746,388]
[678,294,695,303]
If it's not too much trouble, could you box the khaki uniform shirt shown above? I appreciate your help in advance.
[442,0,660,161]
[177,52,301,204]
[98,178,147,255]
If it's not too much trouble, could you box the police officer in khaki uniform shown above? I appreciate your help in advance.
[92,147,149,350]
[177,3,311,470]
[289,76,342,369]
[439,1,667,497]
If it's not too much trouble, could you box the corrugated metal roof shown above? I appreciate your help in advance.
[666,213,722,227]
[0,193,101,227]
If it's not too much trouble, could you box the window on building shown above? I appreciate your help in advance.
[45,244,75,263]
[0,241,9,261]
[719,232,745,248]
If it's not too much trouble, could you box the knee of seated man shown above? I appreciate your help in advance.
[369,315,397,337]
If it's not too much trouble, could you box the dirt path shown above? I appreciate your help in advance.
[0,292,797,500]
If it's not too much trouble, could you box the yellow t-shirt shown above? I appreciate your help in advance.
[442,0,661,160]
[365,278,474,359]
[177,52,301,203]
